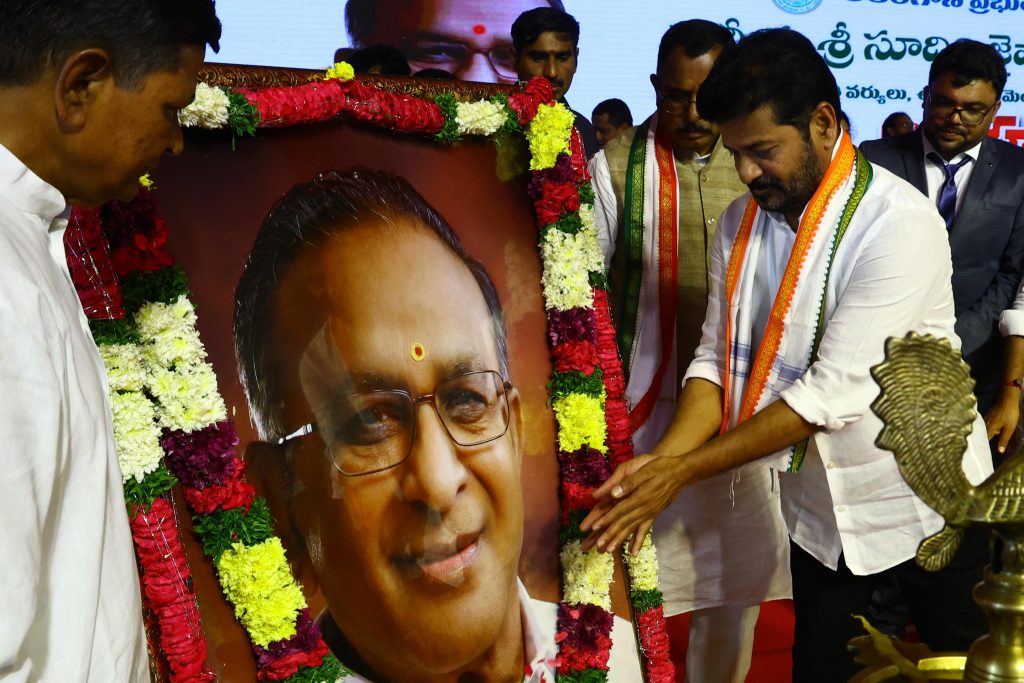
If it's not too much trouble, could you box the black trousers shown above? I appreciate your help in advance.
[790,529,989,683]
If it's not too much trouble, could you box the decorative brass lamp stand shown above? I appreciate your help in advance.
[855,332,1024,682]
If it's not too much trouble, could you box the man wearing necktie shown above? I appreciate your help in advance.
[863,39,1024,446]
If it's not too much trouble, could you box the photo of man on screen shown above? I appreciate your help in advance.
[234,169,639,681]
[343,0,565,82]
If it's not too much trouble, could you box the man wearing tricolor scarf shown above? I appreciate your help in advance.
[589,20,790,683]
[583,29,994,682]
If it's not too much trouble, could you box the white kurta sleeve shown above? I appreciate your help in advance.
[780,206,954,432]
[588,150,619,268]
[0,310,60,679]
[999,278,1024,337]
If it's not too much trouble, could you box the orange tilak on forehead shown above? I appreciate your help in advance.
[410,342,426,362]
[472,24,487,35]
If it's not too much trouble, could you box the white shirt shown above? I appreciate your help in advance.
[922,134,982,219]
[1000,278,1024,337]
[685,161,993,575]
[338,580,643,682]
[0,144,147,681]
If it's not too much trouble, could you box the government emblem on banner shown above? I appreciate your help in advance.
[772,0,824,14]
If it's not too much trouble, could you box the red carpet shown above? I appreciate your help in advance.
[666,600,795,682]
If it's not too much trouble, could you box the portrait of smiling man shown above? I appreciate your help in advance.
[234,169,640,682]
[343,0,564,83]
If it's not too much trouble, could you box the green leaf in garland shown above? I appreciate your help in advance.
[588,270,609,292]
[548,368,605,401]
[90,318,141,346]
[578,182,595,206]
[433,93,461,144]
[120,266,191,316]
[285,655,352,683]
[559,508,589,546]
[630,587,665,615]
[489,94,522,138]
[226,89,260,149]
[123,463,177,509]
[555,212,585,235]
[192,497,275,562]
[557,669,609,683]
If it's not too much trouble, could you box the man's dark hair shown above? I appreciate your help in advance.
[345,0,566,48]
[656,19,735,74]
[234,169,510,442]
[345,44,411,76]
[698,28,841,136]
[0,0,221,89]
[929,39,1007,97]
[511,7,579,53]
[592,98,633,128]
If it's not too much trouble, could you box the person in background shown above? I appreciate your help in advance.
[343,0,562,84]
[512,7,598,156]
[592,98,633,149]
[862,39,1024,459]
[589,19,790,683]
[881,111,915,138]
[0,0,221,680]
[342,44,411,76]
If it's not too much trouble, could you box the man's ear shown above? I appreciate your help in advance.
[649,73,659,93]
[506,387,524,469]
[245,440,318,591]
[54,49,114,133]
[810,101,839,147]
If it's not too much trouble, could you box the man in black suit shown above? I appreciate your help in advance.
[862,39,1024,443]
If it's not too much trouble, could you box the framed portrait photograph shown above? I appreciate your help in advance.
[75,65,671,683]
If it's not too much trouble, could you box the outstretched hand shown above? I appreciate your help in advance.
[579,453,689,555]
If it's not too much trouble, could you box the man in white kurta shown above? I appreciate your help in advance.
[582,28,993,683]
[0,145,148,680]
[588,20,791,683]
[0,3,220,679]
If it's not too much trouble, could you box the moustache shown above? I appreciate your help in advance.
[748,177,783,192]
[677,123,713,134]
[939,125,968,137]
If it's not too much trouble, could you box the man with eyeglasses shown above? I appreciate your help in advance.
[342,0,563,83]
[511,7,598,157]
[863,39,1024,458]
[233,169,641,682]
[588,19,790,683]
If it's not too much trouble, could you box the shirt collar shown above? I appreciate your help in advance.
[921,132,982,167]
[0,143,67,226]
[520,579,558,682]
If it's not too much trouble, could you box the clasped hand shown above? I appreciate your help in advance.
[579,453,691,555]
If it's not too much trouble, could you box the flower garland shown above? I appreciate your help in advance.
[66,194,347,682]
[67,65,675,682]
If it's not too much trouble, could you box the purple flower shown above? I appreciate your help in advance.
[528,155,575,197]
[548,308,598,347]
[253,609,323,666]
[161,420,239,489]
[100,190,159,249]
[558,448,610,487]
[557,602,614,650]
